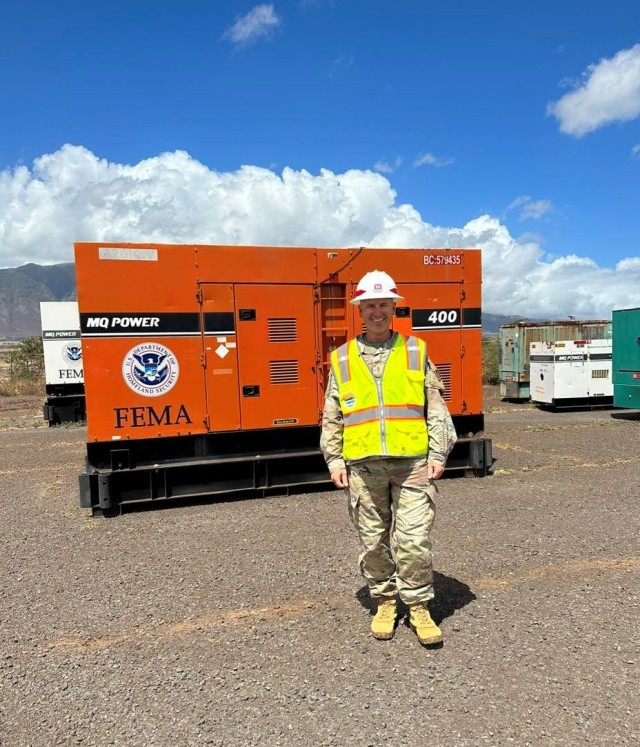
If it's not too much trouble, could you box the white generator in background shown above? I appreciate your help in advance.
[40,301,86,425]
[530,338,613,409]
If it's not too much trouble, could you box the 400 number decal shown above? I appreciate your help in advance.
[428,310,458,325]
[411,307,481,330]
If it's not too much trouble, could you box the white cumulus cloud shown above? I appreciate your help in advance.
[548,44,640,136]
[1,145,638,319]
[223,4,281,46]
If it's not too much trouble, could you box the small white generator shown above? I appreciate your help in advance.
[40,301,86,425]
[530,338,613,408]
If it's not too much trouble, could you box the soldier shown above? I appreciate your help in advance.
[320,270,457,645]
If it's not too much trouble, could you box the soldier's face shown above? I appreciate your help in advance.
[359,299,395,339]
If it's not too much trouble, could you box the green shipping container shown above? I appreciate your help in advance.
[613,308,640,409]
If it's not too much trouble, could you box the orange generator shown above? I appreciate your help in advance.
[75,243,492,515]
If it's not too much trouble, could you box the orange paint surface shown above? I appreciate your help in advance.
[74,244,484,443]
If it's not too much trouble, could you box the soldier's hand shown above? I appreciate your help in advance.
[427,462,444,480]
[330,468,349,488]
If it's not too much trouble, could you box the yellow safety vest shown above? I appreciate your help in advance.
[330,334,429,461]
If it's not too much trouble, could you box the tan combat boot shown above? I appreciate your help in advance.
[370,598,398,640]
[409,603,442,645]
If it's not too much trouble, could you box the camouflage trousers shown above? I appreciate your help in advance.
[346,456,437,606]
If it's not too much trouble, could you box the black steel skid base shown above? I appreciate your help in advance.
[80,419,493,516]
[535,397,614,411]
[43,391,86,426]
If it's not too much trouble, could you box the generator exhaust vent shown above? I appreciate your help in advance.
[435,362,452,401]
[270,360,299,384]
[268,318,297,342]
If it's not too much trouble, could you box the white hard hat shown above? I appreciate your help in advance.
[350,270,404,305]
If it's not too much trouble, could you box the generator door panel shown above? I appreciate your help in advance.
[200,284,241,432]
[234,284,319,430]
[615,311,640,373]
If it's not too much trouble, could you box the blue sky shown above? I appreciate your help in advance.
[1,1,639,317]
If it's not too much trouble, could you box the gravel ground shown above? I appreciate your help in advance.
[1,388,639,747]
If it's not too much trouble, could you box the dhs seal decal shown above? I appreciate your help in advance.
[122,343,179,397]
[62,342,82,364]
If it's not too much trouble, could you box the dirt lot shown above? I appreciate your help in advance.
[1,388,639,746]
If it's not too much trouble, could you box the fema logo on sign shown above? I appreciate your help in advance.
[62,342,82,364]
[122,342,179,397]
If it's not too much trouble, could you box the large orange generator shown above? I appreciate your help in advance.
[75,244,492,514]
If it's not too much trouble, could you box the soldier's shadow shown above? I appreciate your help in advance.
[355,571,476,625]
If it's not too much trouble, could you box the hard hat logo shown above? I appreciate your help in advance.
[350,270,404,305]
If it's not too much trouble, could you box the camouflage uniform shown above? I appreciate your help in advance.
[320,331,457,606]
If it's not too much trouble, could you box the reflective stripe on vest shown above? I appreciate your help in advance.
[330,334,429,460]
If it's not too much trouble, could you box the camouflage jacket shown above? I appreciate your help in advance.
[320,332,458,473]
